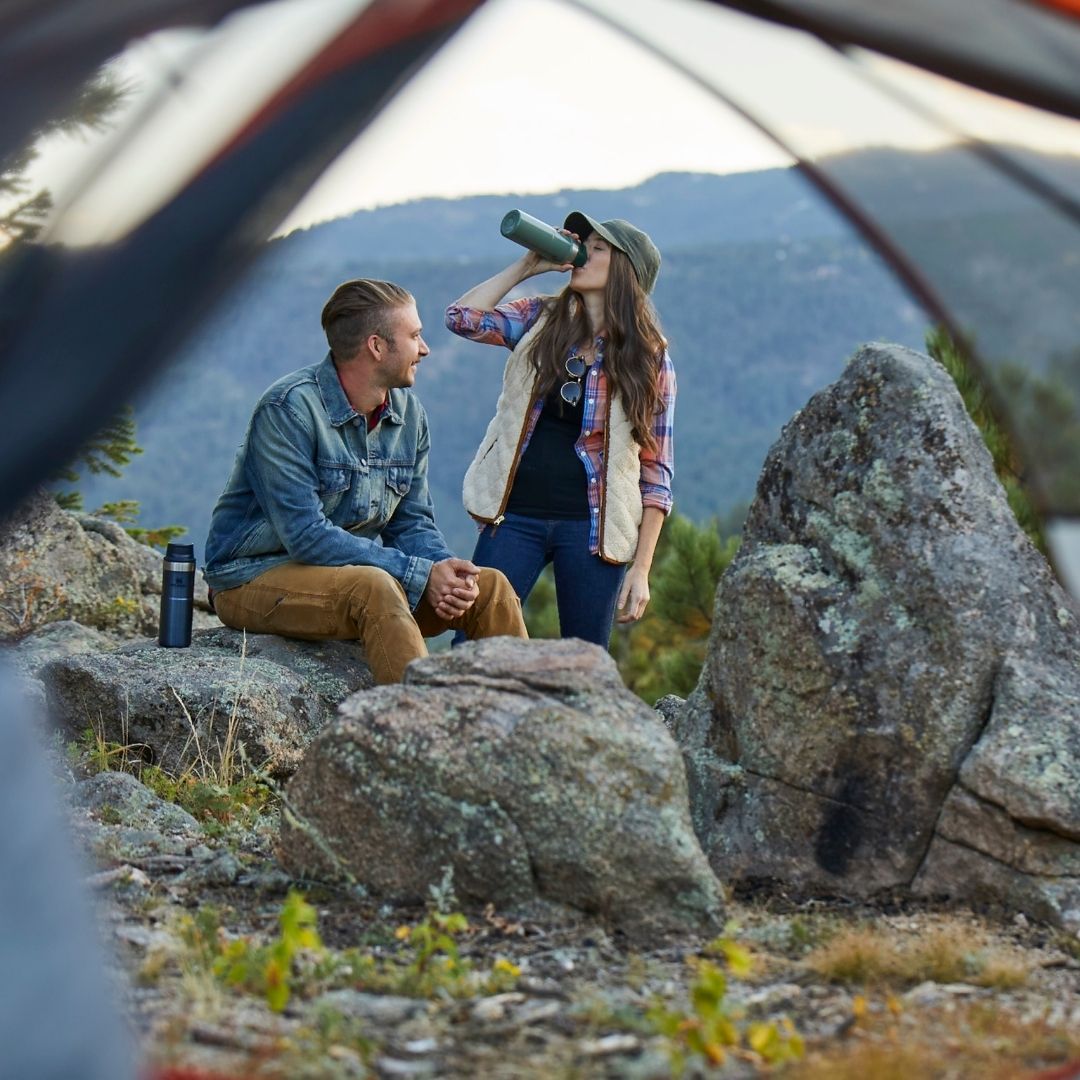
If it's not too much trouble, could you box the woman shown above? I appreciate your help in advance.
[445,211,675,647]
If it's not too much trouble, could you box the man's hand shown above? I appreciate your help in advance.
[425,558,481,621]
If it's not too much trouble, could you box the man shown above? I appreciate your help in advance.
[204,279,527,683]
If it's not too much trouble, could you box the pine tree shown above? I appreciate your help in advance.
[1,69,128,244]
[523,566,559,639]
[54,406,186,550]
[55,407,142,510]
[615,514,740,704]
[926,327,1045,551]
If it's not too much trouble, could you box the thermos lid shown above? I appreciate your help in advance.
[500,210,523,237]
[164,542,195,562]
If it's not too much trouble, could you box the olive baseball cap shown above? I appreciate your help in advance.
[563,211,661,294]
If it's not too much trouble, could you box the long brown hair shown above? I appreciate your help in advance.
[528,249,666,452]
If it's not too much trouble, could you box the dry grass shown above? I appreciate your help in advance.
[802,922,1031,990]
[788,1000,1080,1080]
[174,630,249,786]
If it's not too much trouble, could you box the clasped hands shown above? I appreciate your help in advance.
[425,557,482,621]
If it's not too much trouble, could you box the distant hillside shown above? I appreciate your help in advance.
[76,146,1080,562]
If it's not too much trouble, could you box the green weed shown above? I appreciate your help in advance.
[646,931,803,1074]
[178,891,324,1013]
[170,897,523,1014]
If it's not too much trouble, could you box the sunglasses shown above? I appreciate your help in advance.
[560,354,587,406]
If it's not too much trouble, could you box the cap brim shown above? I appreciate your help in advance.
[563,210,622,253]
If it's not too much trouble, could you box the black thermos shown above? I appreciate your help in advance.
[158,542,195,647]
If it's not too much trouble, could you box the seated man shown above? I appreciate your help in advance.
[204,278,527,683]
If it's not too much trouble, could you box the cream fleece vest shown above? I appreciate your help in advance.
[462,312,643,563]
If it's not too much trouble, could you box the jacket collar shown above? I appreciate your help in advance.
[316,353,356,427]
[315,353,406,428]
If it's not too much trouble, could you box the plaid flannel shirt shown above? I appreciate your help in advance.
[446,297,676,552]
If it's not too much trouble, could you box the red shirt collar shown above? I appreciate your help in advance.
[334,366,388,432]
[367,395,389,432]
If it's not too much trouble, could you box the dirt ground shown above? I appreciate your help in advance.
[75,796,1080,1080]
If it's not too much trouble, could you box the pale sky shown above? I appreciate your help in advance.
[18,0,1080,246]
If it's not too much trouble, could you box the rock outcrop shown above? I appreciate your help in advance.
[673,342,1080,932]
[41,628,372,777]
[6,620,118,678]
[0,488,214,641]
[280,638,724,941]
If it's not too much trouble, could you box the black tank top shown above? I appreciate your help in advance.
[505,387,589,519]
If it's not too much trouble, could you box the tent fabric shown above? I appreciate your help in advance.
[577,0,1080,524]
[714,0,1080,120]
[0,0,264,168]
[0,0,481,518]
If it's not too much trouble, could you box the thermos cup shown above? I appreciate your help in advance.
[500,209,587,267]
[158,542,195,647]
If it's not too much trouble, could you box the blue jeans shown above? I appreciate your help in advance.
[464,513,627,647]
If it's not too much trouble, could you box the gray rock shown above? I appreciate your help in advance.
[152,626,373,706]
[0,488,212,642]
[914,836,1080,935]
[958,656,1080,840]
[678,342,1080,923]
[652,694,685,734]
[7,620,118,678]
[41,647,332,778]
[70,809,203,865]
[280,638,724,941]
[308,990,427,1025]
[926,786,1080,877]
[175,850,242,887]
[73,770,200,835]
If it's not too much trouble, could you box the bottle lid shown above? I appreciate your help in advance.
[500,210,523,237]
[164,542,196,562]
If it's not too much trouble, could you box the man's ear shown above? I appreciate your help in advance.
[365,332,384,362]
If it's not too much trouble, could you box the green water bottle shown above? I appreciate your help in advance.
[500,209,587,267]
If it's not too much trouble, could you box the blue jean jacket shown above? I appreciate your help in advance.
[204,354,453,609]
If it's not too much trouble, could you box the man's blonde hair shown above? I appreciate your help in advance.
[320,279,414,362]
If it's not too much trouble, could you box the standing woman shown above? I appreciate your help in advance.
[445,212,675,646]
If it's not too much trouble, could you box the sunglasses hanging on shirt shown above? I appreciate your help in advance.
[560,354,587,406]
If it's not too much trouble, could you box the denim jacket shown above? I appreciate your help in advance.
[204,354,453,609]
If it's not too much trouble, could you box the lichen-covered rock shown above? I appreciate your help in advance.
[40,630,371,777]
[6,620,118,678]
[280,638,724,941]
[957,656,1080,839]
[178,627,373,705]
[912,657,1080,931]
[679,342,1080,925]
[0,488,213,641]
[73,769,201,835]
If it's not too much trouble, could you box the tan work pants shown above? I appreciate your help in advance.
[213,562,527,685]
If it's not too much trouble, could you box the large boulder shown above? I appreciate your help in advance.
[279,638,724,941]
[41,628,372,778]
[0,488,214,641]
[673,342,1080,930]
[912,654,1080,931]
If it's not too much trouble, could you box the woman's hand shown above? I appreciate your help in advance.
[616,566,651,623]
[518,232,578,277]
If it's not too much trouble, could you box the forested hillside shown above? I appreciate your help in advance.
[76,146,1080,560]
